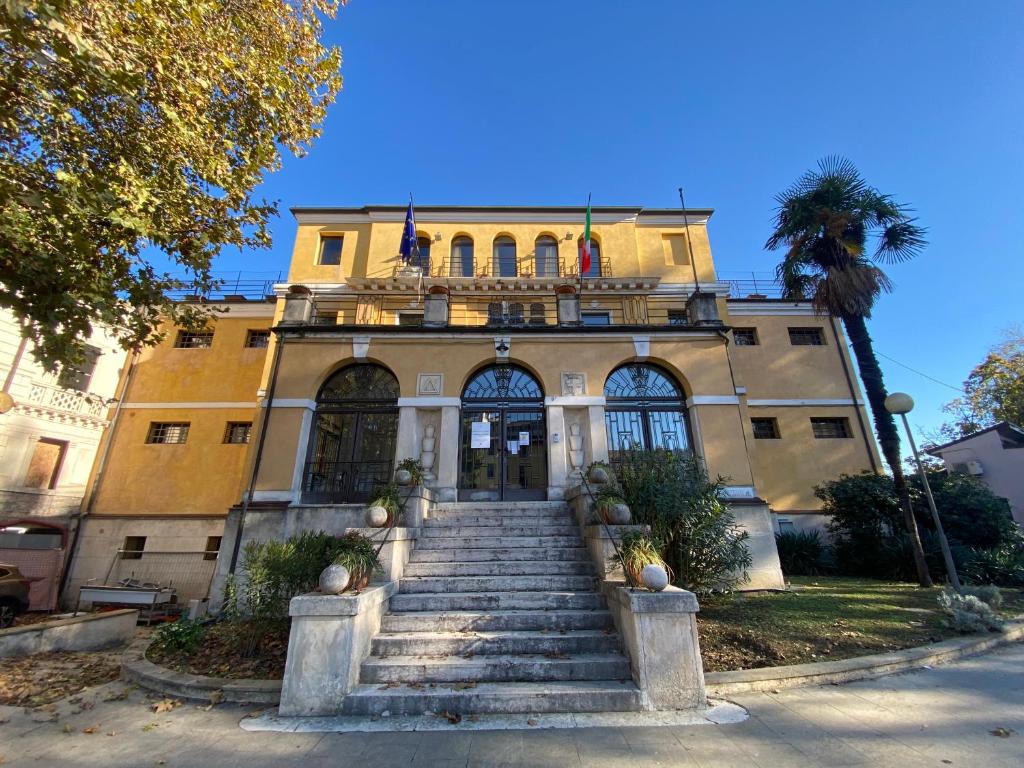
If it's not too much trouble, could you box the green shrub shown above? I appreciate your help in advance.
[151,619,207,654]
[961,535,1024,587]
[775,530,831,576]
[614,449,751,595]
[617,530,673,588]
[332,531,382,586]
[937,589,1004,633]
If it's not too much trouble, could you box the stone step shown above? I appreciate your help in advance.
[403,560,593,577]
[399,575,596,594]
[431,501,570,514]
[416,535,583,550]
[409,547,589,563]
[420,524,579,538]
[380,610,614,633]
[339,680,643,716]
[371,630,620,657]
[389,591,607,613]
[360,653,632,684]
[424,514,575,527]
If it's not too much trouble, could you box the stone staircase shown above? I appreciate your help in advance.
[340,501,643,716]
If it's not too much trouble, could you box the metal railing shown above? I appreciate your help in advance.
[301,459,394,504]
[164,271,283,302]
[579,468,638,589]
[420,255,614,280]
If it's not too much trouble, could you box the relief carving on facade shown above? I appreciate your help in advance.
[560,372,586,397]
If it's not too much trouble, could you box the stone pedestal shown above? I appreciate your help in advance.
[603,583,707,711]
[279,585,396,716]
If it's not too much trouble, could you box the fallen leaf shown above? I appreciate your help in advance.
[208,690,224,706]
[441,710,462,725]
[82,726,97,734]
[527,718,538,726]
[990,728,1015,738]
[142,723,159,732]
[150,699,182,714]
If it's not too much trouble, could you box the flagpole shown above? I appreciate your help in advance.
[578,193,591,300]
[678,187,700,294]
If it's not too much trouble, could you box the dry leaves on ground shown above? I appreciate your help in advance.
[0,650,122,708]
[150,698,182,714]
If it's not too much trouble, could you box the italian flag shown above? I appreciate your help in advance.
[580,195,592,276]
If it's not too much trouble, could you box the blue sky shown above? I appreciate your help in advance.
[216,0,1024,444]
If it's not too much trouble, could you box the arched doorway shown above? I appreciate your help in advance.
[302,364,399,503]
[458,364,547,500]
[604,363,692,464]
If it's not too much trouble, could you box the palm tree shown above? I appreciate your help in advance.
[766,157,932,587]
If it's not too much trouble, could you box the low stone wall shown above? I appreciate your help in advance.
[0,609,138,657]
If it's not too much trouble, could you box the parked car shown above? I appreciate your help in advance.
[0,564,31,628]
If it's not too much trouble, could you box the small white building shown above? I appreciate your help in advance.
[927,422,1024,527]
[0,309,126,522]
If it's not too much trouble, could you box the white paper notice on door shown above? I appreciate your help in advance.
[507,440,519,455]
[518,431,530,446]
[471,421,491,449]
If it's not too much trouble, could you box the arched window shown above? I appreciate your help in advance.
[493,236,517,278]
[534,236,559,278]
[462,364,543,402]
[410,235,431,272]
[578,236,602,277]
[450,236,474,277]
[603,363,690,461]
[304,364,399,502]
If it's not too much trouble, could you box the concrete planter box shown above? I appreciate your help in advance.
[0,609,138,657]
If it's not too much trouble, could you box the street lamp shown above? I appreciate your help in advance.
[884,392,962,591]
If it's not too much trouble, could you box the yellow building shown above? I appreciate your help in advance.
[68,204,880,601]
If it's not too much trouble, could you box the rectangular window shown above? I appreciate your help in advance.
[811,417,852,439]
[788,327,825,346]
[751,418,780,440]
[777,519,794,533]
[733,328,759,346]
[147,422,190,444]
[58,344,101,392]
[581,312,611,326]
[667,310,688,326]
[397,313,423,326]
[318,236,343,266]
[204,536,222,562]
[223,422,252,444]
[24,438,67,489]
[314,312,336,325]
[122,536,146,560]
[174,330,214,349]
[245,329,270,348]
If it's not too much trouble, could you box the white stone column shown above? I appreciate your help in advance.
[587,404,609,465]
[546,404,567,499]
[435,405,460,501]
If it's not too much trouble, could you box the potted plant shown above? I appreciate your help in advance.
[618,531,673,589]
[594,484,630,525]
[331,532,382,592]
[366,483,401,527]
[395,458,425,486]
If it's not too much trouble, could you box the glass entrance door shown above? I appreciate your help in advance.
[458,409,547,501]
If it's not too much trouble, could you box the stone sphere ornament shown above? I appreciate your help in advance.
[588,465,610,485]
[608,503,632,525]
[365,505,389,527]
[394,468,413,486]
[319,564,351,595]
[641,564,669,592]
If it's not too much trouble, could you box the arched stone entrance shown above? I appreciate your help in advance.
[302,364,399,503]
[603,363,692,465]
[458,364,547,501]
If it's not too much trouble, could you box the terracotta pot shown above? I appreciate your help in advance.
[347,569,371,591]
[555,284,577,295]
[624,562,644,588]
[427,285,449,296]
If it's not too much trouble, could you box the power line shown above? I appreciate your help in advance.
[875,351,965,394]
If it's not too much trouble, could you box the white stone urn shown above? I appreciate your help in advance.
[641,564,669,592]
[420,425,436,483]
[318,564,351,595]
[588,465,610,485]
[365,505,389,527]
[394,468,413,486]
[568,423,584,476]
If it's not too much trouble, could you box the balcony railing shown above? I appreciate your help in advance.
[164,271,283,302]
[28,382,106,418]
[391,256,615,280]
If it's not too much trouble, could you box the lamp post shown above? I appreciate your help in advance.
[884,392,962,591]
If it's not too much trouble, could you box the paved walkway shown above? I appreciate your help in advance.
[2,643,1023,767]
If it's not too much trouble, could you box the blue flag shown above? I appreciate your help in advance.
[398,199,418,263]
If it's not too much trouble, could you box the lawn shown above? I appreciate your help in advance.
[696,576,1024,672]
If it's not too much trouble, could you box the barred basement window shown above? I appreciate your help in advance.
[245,329,270,348]
[147,422,190,444]
[122,535,146,560]
[204,536,223,561]
[224,422,252,444]
[811,417,851,439]
[174,330,214,348]
[788,327,825,346]
[751,417,780,439]
[733,328,759,346]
